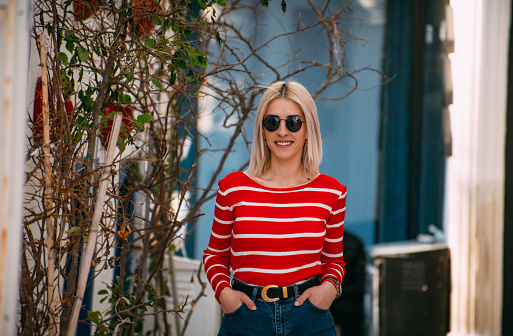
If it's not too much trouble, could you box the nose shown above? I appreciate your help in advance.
[276,119,289,136]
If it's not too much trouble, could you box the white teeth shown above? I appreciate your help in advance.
[276,141,292,145]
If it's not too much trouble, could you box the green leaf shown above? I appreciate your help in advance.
[171,38,186,46]
[64,31,79,43]
[46,23,52,37]
[281,0,286,13]
[173,59,187,69]
[189,48,204,57]
[70,53,78,65]
[134,23,141,37]
[66,41,74,53]
[76,115,88,128]
[169,71,176,85]
[137,114,153,124]
[100,42,108,56]
[72,130,83,143]
[196,0,207,9]
[80,94,95,112]
[197,55,208,68]
[260,0,269,7]
[56,27,63,47]
[87,310,101,325]
[59,52,69,66]
[77,45,89,62]
[216,0,227,7]
[152,16,162,26]
[183,26,192,36]
[91,42,101,57]
[98,289,109,295]
[151,77,163,90]
[189,55,198,67]
[117,136,125,153]
[119,93,132,105]
[145,38,156,48]
[216,32,223,45]
[110,90,119,101]
[163,279,170,296]
[184,71,195,83]
[68,227,81,235]
[135,319,144,333]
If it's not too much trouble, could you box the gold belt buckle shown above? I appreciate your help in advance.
[261,284,289,302]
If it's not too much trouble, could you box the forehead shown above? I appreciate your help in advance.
[265,98,305,118]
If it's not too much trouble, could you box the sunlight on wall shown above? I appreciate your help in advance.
[446,0,508,334]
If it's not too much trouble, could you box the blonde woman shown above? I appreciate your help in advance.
[203,81,346,336]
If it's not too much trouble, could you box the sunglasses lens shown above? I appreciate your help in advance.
[286,116,303,132]
[263,115,280,132]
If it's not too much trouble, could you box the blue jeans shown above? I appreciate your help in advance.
[218,279,337,336]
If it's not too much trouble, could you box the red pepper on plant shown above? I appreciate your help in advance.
[32,77,74,140]
[73,0,100,21]
[131,0,159,36]
[101,104,134,147]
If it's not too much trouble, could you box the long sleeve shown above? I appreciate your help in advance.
[202,181,234,301]
[320,185,347,284]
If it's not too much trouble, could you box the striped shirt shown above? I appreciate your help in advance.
[202,171,347,301]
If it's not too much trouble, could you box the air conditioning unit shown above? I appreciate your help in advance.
[370,242,450,336]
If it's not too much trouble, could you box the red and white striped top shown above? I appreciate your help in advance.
[202,171,347,301]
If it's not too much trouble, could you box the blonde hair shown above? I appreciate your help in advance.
[247,81,322,177]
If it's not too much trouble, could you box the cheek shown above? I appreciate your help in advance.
[303,124,308,138]
[299,128,308,141]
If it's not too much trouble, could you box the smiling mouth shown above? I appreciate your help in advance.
[276,141,293,146]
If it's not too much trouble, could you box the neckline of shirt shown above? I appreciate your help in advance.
[239,171,323,191]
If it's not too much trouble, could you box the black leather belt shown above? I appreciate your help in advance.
[232,277,320,302]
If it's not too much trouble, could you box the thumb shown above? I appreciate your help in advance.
[241,294,257,310]
[294,290,311,307]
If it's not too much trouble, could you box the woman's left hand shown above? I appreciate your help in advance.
[293,281,338,309]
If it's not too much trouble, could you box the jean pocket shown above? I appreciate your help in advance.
[223,303,247,317]
[305,299,331,313]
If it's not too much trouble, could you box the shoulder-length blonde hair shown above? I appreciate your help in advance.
[247,81,322,177]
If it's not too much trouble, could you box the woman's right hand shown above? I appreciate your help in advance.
[218,287,257,313]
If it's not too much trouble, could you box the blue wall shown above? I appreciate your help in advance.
[194,0,386,258]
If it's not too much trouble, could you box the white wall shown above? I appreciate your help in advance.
[0,0,32,335]
[446,0,509,334]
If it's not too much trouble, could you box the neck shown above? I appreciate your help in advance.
[262,161,309,188]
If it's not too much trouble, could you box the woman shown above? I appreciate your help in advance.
[203,81,346,336]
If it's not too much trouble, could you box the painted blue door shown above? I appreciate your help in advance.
[378,0,449,242]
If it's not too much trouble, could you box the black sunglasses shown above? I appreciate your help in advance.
[263,115,305,133]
